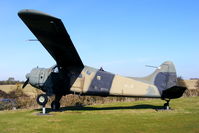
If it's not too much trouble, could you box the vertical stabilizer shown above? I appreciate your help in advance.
[135,61,177,95]
[152,61,177,94]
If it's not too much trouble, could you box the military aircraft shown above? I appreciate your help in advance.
[18,9,186,110]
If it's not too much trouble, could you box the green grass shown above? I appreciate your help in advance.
[0,97,199,133]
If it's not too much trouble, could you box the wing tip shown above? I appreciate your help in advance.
[18,9,58,19]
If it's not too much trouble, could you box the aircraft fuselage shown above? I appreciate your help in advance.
[71,66,161,98]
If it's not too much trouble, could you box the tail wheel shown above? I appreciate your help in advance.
[36,94,48,106]
[164,103,169,109]
[51,101,60,110]
[164,100,170,110]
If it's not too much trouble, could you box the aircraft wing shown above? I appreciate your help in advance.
[18,9,84,72]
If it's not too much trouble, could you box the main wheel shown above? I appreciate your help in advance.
[51,101,60,111]
[36,94,48,106]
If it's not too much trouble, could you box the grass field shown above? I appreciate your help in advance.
[0,97,199,133]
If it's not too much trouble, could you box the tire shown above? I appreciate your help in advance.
[36,94,48,106]
[51,101,60,111]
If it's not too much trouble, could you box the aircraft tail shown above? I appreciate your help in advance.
[149,61,177,91]
[137,61,186,99]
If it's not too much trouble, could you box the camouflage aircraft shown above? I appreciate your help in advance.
[18,9,186,110]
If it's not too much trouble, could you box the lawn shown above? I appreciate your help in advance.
[0,97,199,133]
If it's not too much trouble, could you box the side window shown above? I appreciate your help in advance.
[53,67,59,73]
[97,76,101,80]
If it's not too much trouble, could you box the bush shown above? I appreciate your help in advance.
[59,95,142,108]
[196,80,199,89]
[0,90,9,98]
[177,77,199,97]
[0,88,38,110]
[0,99,17,110]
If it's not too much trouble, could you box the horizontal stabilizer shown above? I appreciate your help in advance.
[161,86,187,99]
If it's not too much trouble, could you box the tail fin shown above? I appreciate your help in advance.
[153,61,177,94]
[140,61,177,89]
[131,61,186,99]
[142,61,186,99]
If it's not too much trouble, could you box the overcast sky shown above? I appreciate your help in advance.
[0,0,198,80]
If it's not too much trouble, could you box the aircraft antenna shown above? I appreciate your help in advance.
[145,65,161,69]
[26,39,38,41]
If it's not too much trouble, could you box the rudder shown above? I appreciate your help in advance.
[153,61,177,95]
[149,61,186,99]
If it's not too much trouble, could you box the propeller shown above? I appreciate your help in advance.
[22,73,30,88]
[22,78,29,88]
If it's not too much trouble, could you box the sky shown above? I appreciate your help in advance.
[0,0,198,81]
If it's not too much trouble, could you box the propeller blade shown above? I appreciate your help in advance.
[22,78,29,88]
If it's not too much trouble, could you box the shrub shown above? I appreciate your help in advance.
[0,99,17,110]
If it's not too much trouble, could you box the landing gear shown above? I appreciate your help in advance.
[36,93,62,111]
[164,100,170,110]
[36,94,48,114]
[36,94,48,106]
[51,94,62,111]
[51,101,60,111]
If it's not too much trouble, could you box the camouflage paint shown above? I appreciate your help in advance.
[87,71,114,95]
[154,72,177,94]
[18,9,187,111]
[70,61,179,98]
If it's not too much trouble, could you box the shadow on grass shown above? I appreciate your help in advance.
[35,104,164,113]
